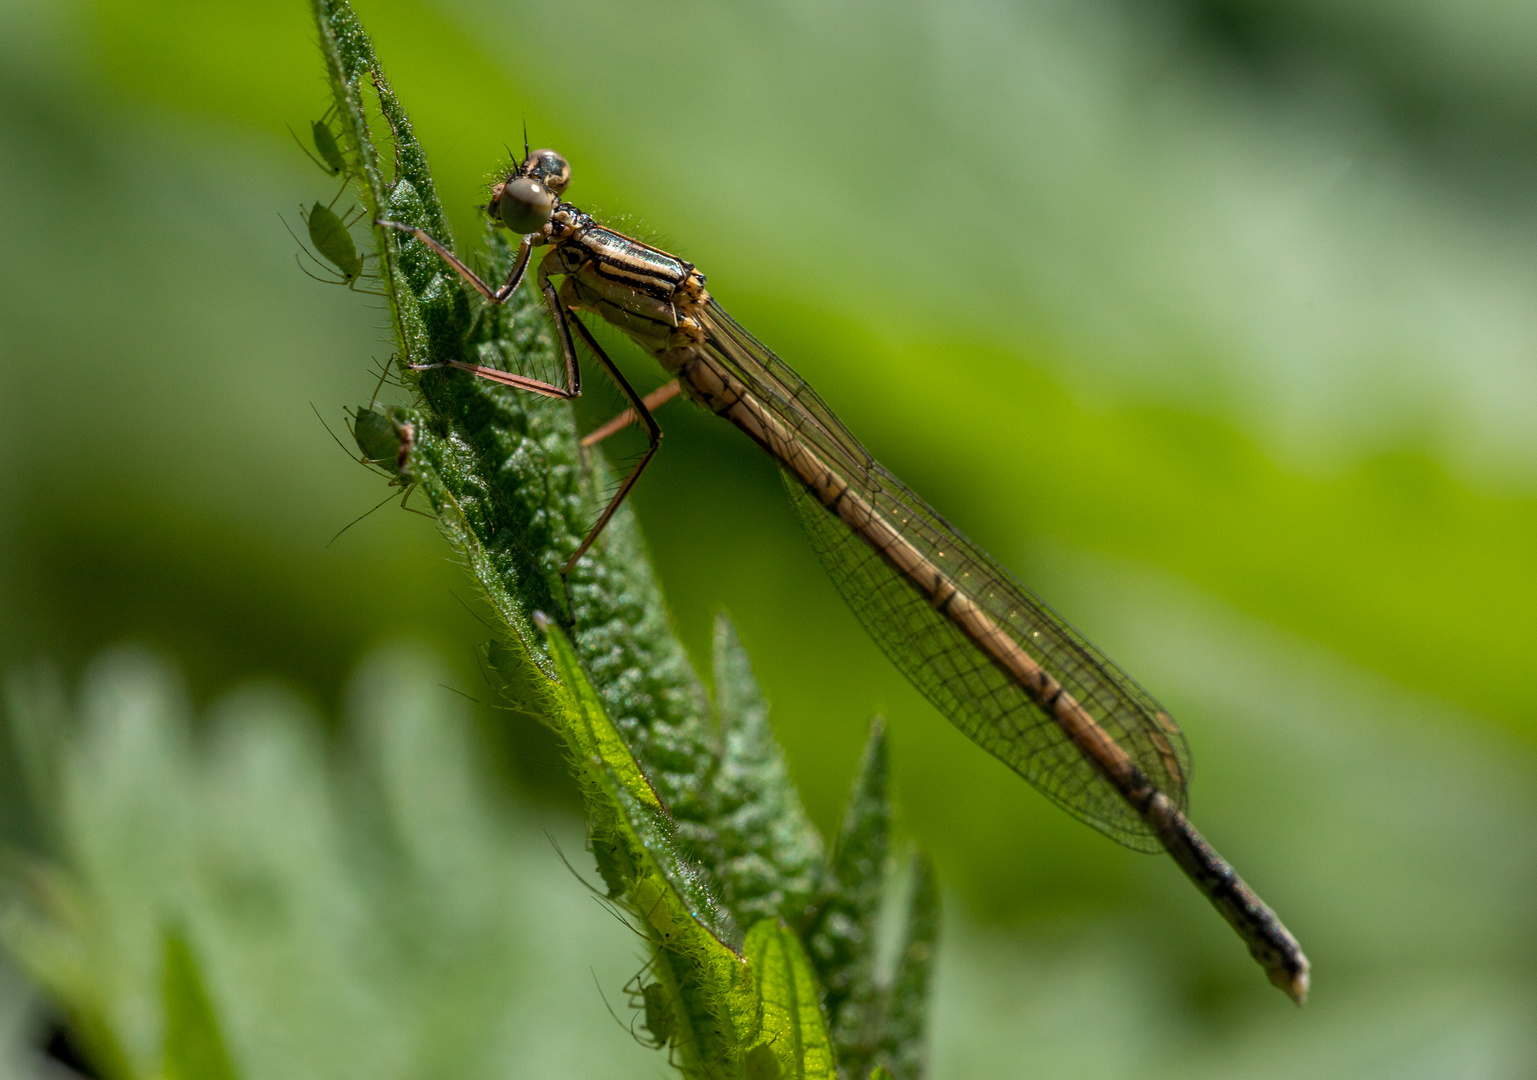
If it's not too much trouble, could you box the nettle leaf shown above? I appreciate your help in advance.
[161,929,239,1080]
[743,919,836,1080]
[808,718,890,1034]
[544,622,760,1078]
[312,0,723,852]
[707,614,825,926]
[876,853,939,1080]
[806,721,940,1080]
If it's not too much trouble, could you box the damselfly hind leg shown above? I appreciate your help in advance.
[581,380,682,448]
[545,280,663,575]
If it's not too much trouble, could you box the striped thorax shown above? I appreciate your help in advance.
[534,205,711,361]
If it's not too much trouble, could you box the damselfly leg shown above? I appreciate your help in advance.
[377,209,665,574]
[582,380,682,448]
[545,274,663,573]
[376,223,571,395]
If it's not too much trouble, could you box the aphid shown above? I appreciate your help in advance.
[590,835,629,899]
[629,876,677,944]
[350,404,415,481]
[323,405,430,544]
[744,1043,781,1080]
[608,964,708,1073]
[637,981,675,1050]
[620,966,707,1070]
[289,106,349,179]
[301,200,374,291]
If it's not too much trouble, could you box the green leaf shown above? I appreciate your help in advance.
[542,618,673,823]
[708,613,824,926]
[808,717,890,1037]
[0,864,134,1080]
[301,7,945,1077]
[3,665,68,853]
[743,919,836,1080]
[161,929,238,1080]
[310,5,749,1068]
[872,851,939,1080]
[802,722,939,1079]
[543,622,757,1077]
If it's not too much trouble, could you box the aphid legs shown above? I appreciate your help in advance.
[326,481,416,547]
[291,249,382,295]
[591,969,637,1041]
[316,404,430,545]
[597,895,648,940]
[545,832,610,899]
[365,355,396,407]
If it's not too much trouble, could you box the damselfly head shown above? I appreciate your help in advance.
[492,176,556,234]
[488,149,569,235]
[522,148,571,195]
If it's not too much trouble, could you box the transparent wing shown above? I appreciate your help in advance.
[698,300,1190,851]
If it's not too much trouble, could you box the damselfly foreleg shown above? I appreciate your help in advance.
[376,219,579,398]
[377,219,534,303]
[378,216,664,574]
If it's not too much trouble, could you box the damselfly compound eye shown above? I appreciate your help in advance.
[496,177,555,234]
[525,148,571,195]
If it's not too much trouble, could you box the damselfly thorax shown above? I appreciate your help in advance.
[542,209,711,351]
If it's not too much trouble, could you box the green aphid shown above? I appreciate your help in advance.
[744,1043,782,1080]
[630,876,677,943]
[348,405,415,480]
[290,107,348,178]
[590,835,628,899]
[328,405,426,543]
[639,982,675,1050]
[303,201,369,289]
[310,118,347,176]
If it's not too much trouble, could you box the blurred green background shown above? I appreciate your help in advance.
[1,0,1535,1074]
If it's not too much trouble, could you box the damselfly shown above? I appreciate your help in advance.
[379,148,1310,1002]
